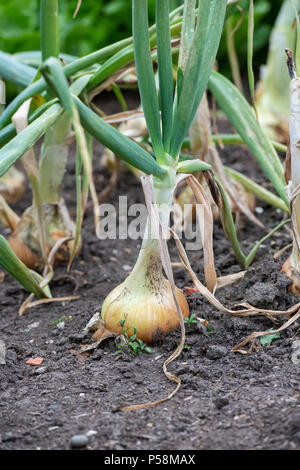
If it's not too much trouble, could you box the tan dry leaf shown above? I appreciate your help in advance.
[70,349,89,362]
[78,324,117,353]
[179,173,217,293]
[232,310,300,353]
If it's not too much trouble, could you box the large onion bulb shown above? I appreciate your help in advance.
[101,240,189,344]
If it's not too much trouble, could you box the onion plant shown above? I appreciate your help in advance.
[36,0,230,342]
[0,2,184,301]
[256,0,300,142]
[100,0,230,342]
[0,0,294,331]
[0,80,25,205]
[0,1,80,272]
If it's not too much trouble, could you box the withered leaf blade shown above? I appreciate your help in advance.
[79,325,117,352]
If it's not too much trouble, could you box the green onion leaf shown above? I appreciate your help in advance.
[260,329,281,347]
[0,235,51,298]
[155,0,174,152]
[74,97,166,178]
[208,71,289,207]
[170,0,228,158]
[133,0,165,162]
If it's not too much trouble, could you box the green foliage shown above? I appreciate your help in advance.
[0,0,179,57]
[218,0,284,78]
[0,1,283,71]
[0,0,285,102]
[0,235,51,298]
[184,313,197,325]
[115,318,153,355]
[0,1,40,55]
[260,329,281,346]
[48,315,73,326]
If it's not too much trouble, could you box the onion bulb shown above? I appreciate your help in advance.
[101,237,189,344]
[8,200,80,270]
[0,166,26,204]
[281,255,300,295]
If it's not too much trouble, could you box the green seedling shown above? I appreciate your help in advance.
[260,329,281,347]
[48,315,72,326]
[115,317,153,356]
[184,313,197,325]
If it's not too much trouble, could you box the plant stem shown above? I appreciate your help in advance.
[224,166,290,214]
[130,174,176,283]
[226,16,243,93]
[182,134,287,154]
[40,0,59,61]
[39,113,71,204]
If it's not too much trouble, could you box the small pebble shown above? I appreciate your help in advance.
[26,357,44,366]
[70,434,89,449]
[30,366,47,376]
[255,207,264,214]
[122,264,132,271]
[56,321,65,330]
[86,430,97,437]
[27,322,40,330]
[206,345,227,360]
[0,340,6,365]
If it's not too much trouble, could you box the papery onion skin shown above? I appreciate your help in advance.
[0,167,26,204]
[101,248,190,344]
[102,281,189,344]
[281,255,300,295]
[8,201,81,270]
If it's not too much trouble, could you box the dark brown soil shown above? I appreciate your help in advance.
[0,92,299,451]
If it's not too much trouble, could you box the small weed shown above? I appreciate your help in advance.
[260,329,280,346]
[48,315,72,326]
[207,325,216,334]
[115,317,153,356]
[184,313,197,325]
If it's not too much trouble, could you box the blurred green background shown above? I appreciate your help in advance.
[0,0,284,93]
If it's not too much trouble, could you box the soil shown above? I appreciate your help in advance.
[0,91,299,451]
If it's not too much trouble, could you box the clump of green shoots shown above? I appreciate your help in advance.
[184,313,197,325]
[0,0,296,339]
[115,317,153,356]
[0,0,81,275]
[0,1,186,304]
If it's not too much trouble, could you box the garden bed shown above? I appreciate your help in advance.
[0,93,299,451]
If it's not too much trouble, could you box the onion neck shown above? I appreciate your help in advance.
[289,78,300,272]
[126,169,176,287]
